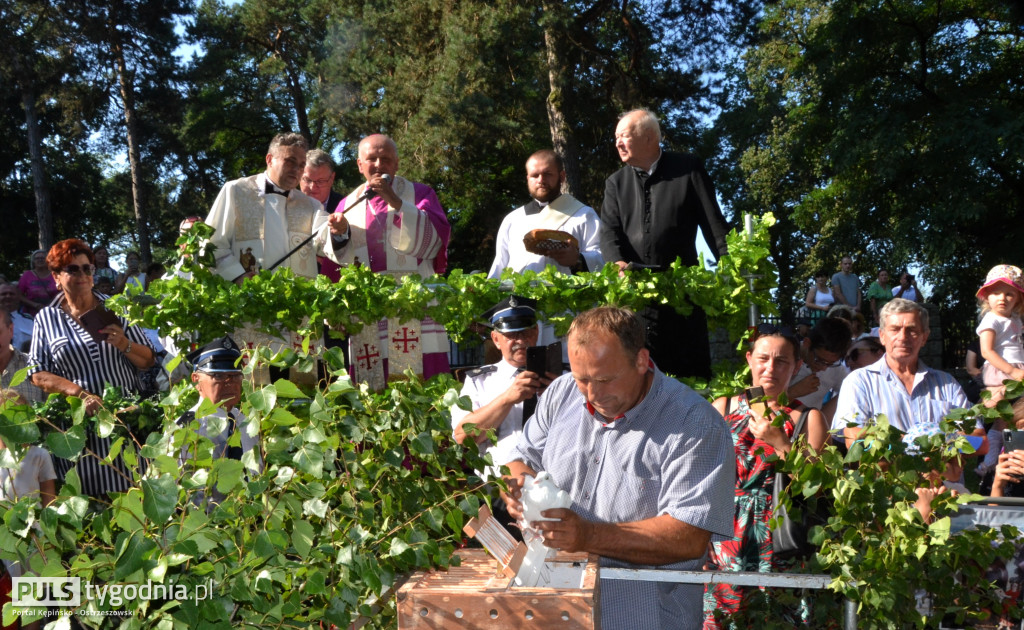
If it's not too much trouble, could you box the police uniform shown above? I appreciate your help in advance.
[179,336,261,472]
[451,296,549,481]
[451,360,527,480]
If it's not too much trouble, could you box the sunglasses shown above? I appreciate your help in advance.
[62,264,95,276]
[755,323,797,340]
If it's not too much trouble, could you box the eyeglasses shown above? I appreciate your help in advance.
[811,349,842,368]
[301,177,332,187]
[62,264,95,276]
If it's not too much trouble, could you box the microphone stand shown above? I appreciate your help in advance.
[264,187,378,272]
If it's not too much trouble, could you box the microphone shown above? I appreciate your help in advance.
[341,173,394,216]
[356,173,392,202]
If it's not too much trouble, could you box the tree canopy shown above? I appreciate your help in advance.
[2,0,1021,351]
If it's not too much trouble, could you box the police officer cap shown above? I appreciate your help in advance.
[187,335,243,373]
[483,295,537,333]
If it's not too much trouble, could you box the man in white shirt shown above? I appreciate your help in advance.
[488,150,603,352]
[488,150,603,279]
[788,317,851,417]
[205,133,345,283]
[832,299,978,448]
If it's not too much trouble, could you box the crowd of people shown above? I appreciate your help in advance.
[0,108,1020,629]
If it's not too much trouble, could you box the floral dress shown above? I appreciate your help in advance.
[703,395,795,629]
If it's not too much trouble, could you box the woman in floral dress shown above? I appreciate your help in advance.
[703,326,829,628]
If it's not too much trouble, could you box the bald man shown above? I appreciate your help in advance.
[600,109,731,379]
[329,134,452,383]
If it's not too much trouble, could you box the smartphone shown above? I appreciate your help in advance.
[744,386,767,418]
[79,305,121,343]
[1004,430,1024,452]
[526,342,562,377]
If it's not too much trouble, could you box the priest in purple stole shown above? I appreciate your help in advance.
[327,134,452,386]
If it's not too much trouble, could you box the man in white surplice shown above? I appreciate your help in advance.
[488,150,602,278]
[204,133,349,382]
[205,133,341,283]
[329,134,452,386]
[487,149,603,349]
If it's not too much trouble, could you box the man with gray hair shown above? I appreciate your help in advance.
[205,133,346,283]
[300,148,346,282]
[599,108,731,379]
[832,298,979,447]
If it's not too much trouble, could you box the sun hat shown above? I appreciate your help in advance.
[977,264,1024,298]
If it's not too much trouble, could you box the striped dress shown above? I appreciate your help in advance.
[27,291,154,496]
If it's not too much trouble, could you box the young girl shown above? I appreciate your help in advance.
[976,265,1024,402]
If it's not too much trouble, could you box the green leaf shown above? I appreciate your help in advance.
[212,459,245,494]
[445,509,464,533]
[267,407,301,426]
[95,408,116,438]
[0,405,40,445]
[409,431,435,456]
[45,424,87,459]
[273,379,306,398]
[112,489,146,532]
[142,474,179,523]
[114,530,158,580]
[248,386,277,414]
[292,519,315,558]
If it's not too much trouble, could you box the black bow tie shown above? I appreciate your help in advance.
[265,182,290,197]
[634,168,650,180]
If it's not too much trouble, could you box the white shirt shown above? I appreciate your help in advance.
[892,285,919,301]
[0,446,55,578]
[832,355,973,435]
[976,311,1024,364]
[487,195,603,278]
[451,360,531,480]
[790,363,848,409]
[12,310,32,352]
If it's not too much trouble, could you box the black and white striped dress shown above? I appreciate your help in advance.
[27,291,154,496]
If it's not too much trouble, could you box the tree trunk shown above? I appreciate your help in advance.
[17,64,54,251]
[112,38,152,265]
[542,9,581,199]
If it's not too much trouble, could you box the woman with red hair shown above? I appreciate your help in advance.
[27,238,155,496]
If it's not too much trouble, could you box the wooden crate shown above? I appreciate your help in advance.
[396,549,599,629]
